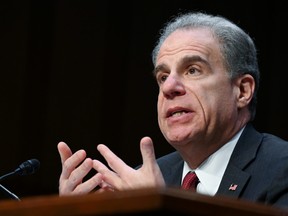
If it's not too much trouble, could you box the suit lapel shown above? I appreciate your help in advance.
[158,151,184,187]
[216,164,250,197]
[216,123,263,197]
[165,158,184,186]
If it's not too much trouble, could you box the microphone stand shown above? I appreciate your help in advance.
[0,184,21,201]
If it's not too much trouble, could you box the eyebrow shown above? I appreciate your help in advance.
[153,64,168,77]
[153,55,208,76]
[181,55,208,67]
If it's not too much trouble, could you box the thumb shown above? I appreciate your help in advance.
[140,136,157,167]
[140,136,165,187]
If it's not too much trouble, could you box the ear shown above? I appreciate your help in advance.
[235,74,255,108]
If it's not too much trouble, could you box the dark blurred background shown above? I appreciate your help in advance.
[0,0,287,200]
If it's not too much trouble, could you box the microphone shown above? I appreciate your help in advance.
[0,159,40,201]
[0,159,40,181]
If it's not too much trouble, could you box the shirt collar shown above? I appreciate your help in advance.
[182,126,245,195]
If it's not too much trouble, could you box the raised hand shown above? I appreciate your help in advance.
[93,136,165,191]
[57,141,103,196]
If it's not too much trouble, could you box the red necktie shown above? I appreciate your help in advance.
[181,171,198,191]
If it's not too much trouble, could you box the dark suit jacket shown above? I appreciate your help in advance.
[155,123,288,209]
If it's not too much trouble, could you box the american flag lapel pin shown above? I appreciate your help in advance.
[229,184,238,191]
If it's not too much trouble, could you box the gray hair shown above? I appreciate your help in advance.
[152,12,259,121]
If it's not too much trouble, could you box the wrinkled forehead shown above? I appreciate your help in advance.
[156,28,220,64]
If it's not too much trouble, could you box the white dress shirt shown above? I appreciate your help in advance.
[182,126,245,196]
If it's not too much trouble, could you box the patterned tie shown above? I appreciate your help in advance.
[181,171,198,191]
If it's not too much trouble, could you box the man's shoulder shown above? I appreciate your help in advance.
[241,123,288,159]
[156,151,182,166]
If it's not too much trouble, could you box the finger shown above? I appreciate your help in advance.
[97,144,133,176]
[60,158,94,194]
[97,184,114,193]
[93,159,121,188]
[99,180,112,189]
[68,158,94,184]
[140,137,165,187]
[93,159,111,174]
[140,137,157,167]
[57,142,73,165]
[60,148,87,180]
[71,172,104,195]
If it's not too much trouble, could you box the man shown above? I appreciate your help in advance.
[57,12,288,208]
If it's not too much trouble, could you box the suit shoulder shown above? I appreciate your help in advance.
[156,151,182,166]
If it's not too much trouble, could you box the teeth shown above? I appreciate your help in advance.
[172,111,185,116]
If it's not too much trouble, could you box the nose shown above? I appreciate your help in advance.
[161,75,186,99]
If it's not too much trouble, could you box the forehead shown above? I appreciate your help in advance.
[156,28,220,63]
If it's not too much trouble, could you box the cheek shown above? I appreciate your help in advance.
[157,94,169,130]
[195,82,235,114]
[157,94,164,117]
[208,89,237,117]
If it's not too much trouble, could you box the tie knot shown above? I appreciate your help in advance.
[182,172,198,191]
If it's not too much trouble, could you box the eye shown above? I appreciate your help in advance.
[186,66,201,76]
[187,67,197,75]
[156,72,168,84]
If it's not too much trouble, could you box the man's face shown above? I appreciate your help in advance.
[154,28,239,148]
